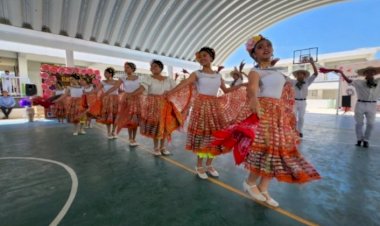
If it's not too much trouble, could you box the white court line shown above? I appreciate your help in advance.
[0,157,78,226]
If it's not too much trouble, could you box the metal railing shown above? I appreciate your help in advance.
[0,77,30,96]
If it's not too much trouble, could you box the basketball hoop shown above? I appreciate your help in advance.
[293,47,318,64]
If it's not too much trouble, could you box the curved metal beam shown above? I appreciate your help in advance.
[154,0,204,56]
[139,0,177,51]
[178,0,260,60]
[217,0,334,64]
[164,0,217,57]
[171,0,227,58]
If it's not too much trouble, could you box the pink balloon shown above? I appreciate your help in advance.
[41,83,48,90]
[95,70,100,76]
[40,72,49,79]
[87,69,94,75]
[57,67,65,74]
[45,89,53,96]
[95,74,101,80]
[74,68,81,74]
[40,64,50,72]
[50,66,58,74]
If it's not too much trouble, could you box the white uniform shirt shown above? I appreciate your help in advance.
[290,74,317,99]
[253,68,286,99]
[120,77,141,93]
[195,70,221,96]
[351,78,380,101]
[84,86,94,93]
[141,75,176,95]
[69,87,84,98]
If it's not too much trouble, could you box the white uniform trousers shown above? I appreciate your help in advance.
[295,100,307,133]
[354,102,377,141]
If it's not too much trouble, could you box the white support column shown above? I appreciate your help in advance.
[17,53,28,79]
[17,53,30,96]
[167,65,173,79]
[65,49,74,67]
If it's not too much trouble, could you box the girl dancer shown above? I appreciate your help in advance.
[167,47,245,179]
[138,60,182,155]
[96,67,120,139]
[81,78,97,128]
[54,81,66,123]
[54,75,86,135]
[108,62,143,146]
[219,35,320,207]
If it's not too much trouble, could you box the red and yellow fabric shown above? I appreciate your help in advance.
[140,95,183,140]
[115,93,142,133]
[96,95,119,125]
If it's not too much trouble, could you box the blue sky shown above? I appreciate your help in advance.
[224,0,380,68]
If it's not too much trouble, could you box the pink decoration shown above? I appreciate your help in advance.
[41,64,50,72]
[50,66,58,74]
[95,70,100,76]
[40,72,49,79]
[41,83,48,90]
[87,69,94,75]
[57,67,65,74]
[95,74,101,80]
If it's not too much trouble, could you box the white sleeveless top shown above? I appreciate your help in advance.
[69,87,84,98]
[252,68,285,99]
[102,81,118,95]
[195,70,221,96]
[55,89,65,95]
[120,77,140,93]
[84,86,94,93]
[141,75,176,95]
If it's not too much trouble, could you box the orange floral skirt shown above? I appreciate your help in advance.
[140,95,183,140]
[97,95,119,125]
[54,101,66,119]
[185,92,246,156]
[244,97,320,183]
[116,93,141,133]
[66,97,86,124]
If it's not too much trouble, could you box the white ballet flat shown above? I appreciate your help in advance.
[243,181,266,202]
[161,149,171,156]
[206,165,219,177]
[261,191,279,207]
[195,167,208,179]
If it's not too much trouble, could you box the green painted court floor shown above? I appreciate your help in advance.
[0,113,379,226]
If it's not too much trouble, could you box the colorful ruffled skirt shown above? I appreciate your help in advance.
[244,97,320,183]
[185,90,246,156]
[96,95,119,125]
[66,97,86,124]
[116,93,141,133]
[140,95,183,140]
[54,100,66,119]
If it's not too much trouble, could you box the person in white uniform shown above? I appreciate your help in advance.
[1,70,15,93]
[290,57,319,137]
[334,66,380,148]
